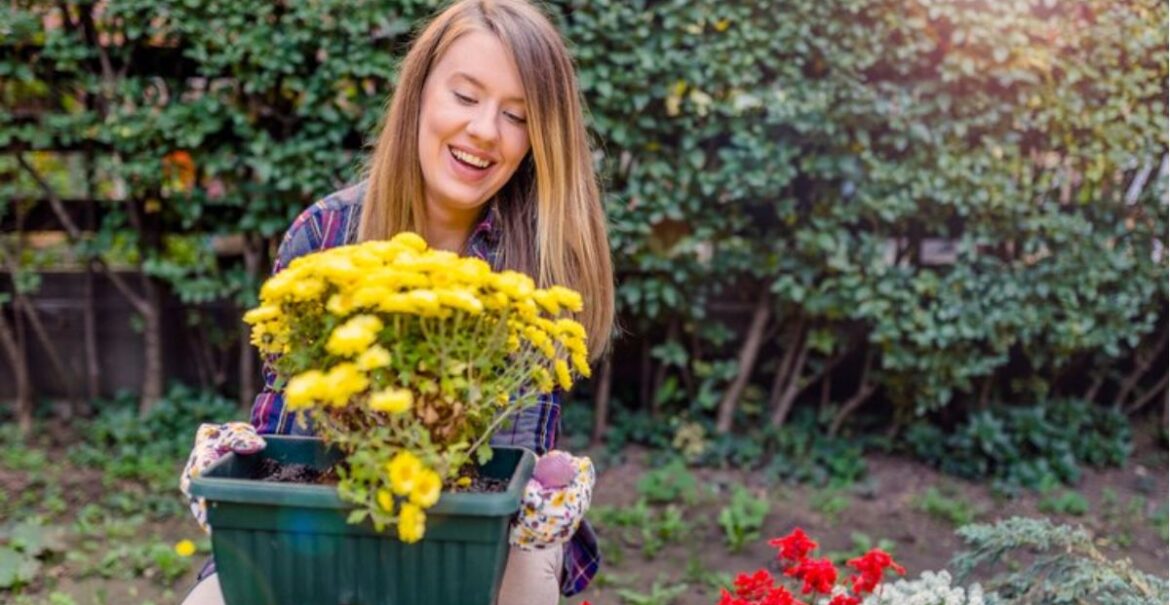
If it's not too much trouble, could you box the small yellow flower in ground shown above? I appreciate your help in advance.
[376,488,395,513]
[386,451,422,496]
[356,345,391,370]
[456,477,472,488]
[326,315,383,357]
[410,468,442,508]
[175,539,197,557]
[397,503,426,543]
[369,388,413,414]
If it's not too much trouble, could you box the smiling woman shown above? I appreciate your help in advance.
[178,1,613,605]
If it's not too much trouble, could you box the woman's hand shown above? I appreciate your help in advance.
[179,422,267,532]
[509,450,596,549]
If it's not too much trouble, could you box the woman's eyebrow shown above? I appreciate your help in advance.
[451,71,526,105]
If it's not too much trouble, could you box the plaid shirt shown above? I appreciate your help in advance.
[248,182,599,596]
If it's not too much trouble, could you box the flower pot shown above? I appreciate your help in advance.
[188,435,536,605]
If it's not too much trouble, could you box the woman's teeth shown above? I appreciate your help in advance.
[451,148,492,169]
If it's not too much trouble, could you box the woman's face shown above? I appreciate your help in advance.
[418,30,531,220]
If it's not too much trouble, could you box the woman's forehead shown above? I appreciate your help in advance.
[431,31,526,103]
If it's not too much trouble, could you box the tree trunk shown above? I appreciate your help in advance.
[82,146,100,411]
[0,308,32,435]
[239,234,263,409]
[767,319,810,428]
[829,348,878,436]
[591,356,613,446]
[138,277,163,415]
[1113,330,1166,409]
[715,289,772,434]
[1126,372,1168,416]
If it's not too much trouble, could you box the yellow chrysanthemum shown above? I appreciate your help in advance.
[243,305,281,324]
[532,366,554,393]
[554,358,573,390]
[410,469,442,508]
[532,290,560,315]
[369,388,413,414]
[572,353,592,378]
[547,285,583,312]
[356,345,392,370]
[321,363,369,407]
[408,290,440,315]
[391,231,428,252]
[437,289,484,314]
[326,315,383,357]
[506,334,521,353]
[494,271,535,299]
[289,278,326,302]
[259,269,297,300]
[376,488,395,513]
[352,286,393,310]
[285,370,326,410]
[386,451,422,496]
[397,502,426,543]
[326,293,354,316]
[554,318,586,339]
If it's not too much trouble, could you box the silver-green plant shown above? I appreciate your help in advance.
[951,517,1167,605]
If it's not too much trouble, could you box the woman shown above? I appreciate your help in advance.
[180,1,614,603]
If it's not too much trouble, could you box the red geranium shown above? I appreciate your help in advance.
[713,528,904,605]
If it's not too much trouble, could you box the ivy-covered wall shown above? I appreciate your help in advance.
[1,1,1166,434]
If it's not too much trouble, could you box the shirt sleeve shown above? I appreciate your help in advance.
[249,207,324,435]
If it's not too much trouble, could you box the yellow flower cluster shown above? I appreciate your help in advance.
[242,232,592,543]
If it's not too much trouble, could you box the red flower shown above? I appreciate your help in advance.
[769,528,818,565]
[718,588,753,605]
[734,569,776,600]
[846,549,906,595]
[828,595,861,605]
[760,586,805,605]
[785,558,838,594]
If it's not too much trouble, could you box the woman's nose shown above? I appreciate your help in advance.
[465,106,499,144]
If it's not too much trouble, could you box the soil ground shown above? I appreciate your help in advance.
[1,429,1165,605]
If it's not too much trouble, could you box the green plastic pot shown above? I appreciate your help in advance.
[188,435,536,605]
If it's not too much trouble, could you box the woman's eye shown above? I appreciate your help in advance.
[504,112,527,125]
[453,92,476,105]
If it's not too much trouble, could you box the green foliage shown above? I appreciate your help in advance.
[1037,490,1090,517]
[635,458,699,505]
[952,517,1169,604]
[67,384,239,515]
[822,532,898,566]
[0,521,65,590]
[592,499,692,559]
[809,488,851,523]
[917,487,980,527]
[905,400,1132,492]
[615,579,688,605]
[717,485,770,553]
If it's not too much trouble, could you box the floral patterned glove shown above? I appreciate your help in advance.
[509,450,595,550]
[179,422,267,532]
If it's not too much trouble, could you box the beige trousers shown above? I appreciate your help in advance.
[180,544,562,605]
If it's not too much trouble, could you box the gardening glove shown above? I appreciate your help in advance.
[509,450,596,550]
[179,422,267,532]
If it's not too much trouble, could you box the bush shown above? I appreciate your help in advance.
[905,399,1131,491]
[2,0,1165,435]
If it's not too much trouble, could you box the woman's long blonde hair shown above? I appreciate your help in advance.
[359,0,614,358]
